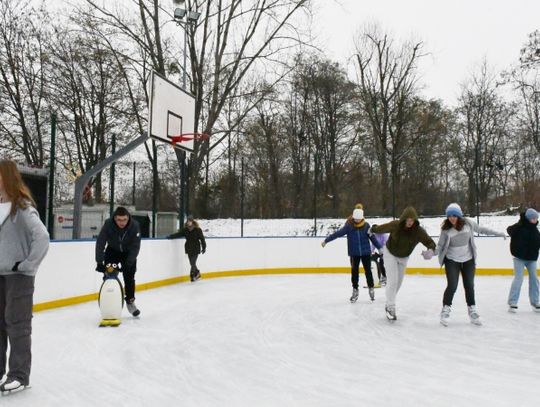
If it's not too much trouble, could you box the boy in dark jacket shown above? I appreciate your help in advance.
[322,208,382,302]
[168,216,206,282]
[95,207,141,316]
[507,208,540,312]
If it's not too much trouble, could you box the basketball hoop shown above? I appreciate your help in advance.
[169,132,209,146]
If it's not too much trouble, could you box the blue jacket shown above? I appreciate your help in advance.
[325,220,381,257]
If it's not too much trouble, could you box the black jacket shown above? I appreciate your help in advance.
[95,217,141,265]
[507,213,540,261]
[169,224,206,256]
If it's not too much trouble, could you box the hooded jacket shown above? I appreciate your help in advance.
[0,205,49,276]
[371,206,436,258]
[95,216,141,266]
[324,217,381,257]
[507,212,540,261]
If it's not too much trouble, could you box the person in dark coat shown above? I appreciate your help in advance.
[168,216,206,282]
[321,207,382,303]
[506,208,540,313]
[95,206,141,316]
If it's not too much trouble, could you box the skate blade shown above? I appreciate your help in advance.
[99,319,121,327]
[440,319,449,327]
[508,308,517,313]
[470,319,482,326]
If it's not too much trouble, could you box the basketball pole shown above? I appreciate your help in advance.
[48,112,57,239]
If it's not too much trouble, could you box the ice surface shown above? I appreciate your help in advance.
[3,274,538,406]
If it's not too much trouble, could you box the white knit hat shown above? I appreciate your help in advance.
[352,208,364,221]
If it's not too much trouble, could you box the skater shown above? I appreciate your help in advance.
[371,233,388,286]
[168,216,206,282]
[321,208,382,302]
[371,206,436,320]
[96,207,141,316]
[436,203,506,326]
[506,208,540,313]
[0,160,49,394]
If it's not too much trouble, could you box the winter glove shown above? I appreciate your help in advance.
[201,248,206,254]
[321,241,326,248]
[96,263,106,273]
[421,249,434,260]
[12,261,21,272]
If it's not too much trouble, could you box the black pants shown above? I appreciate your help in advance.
[351,255,374,289]
[0,275,35,385]
[443,258,476,306]
[188,254,200,278]
[104,247,137,302]
[371,253,387,279]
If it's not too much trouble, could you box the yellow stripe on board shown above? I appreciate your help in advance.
[33,267,514,312]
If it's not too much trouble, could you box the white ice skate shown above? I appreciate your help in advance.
[368,287,375,301]
[440,305,451,326]
[127,300,140,317]
[350,288,359,303]
[0,379,29,395]
[385,306,397,321]
[468,305,482,326]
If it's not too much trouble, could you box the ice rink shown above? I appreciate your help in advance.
[2,273,539,406]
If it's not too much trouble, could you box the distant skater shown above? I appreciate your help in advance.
[168,216,207,282]
[371,233,388,286]
[506,208,540,313]
[322,207,382,302]
[371,206,436,321]
[436,203,506,326]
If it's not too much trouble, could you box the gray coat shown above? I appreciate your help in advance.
[436,218,505,266]
[0,205,50,276]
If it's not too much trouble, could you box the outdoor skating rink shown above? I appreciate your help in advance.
[3,273,539,407]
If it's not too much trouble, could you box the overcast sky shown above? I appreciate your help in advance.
[311,0,540,106]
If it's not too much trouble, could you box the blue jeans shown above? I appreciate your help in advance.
[508,258,539,306]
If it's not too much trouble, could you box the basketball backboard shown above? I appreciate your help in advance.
[147,71,196,153]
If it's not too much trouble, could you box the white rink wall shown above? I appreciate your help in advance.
[35,236,513,308]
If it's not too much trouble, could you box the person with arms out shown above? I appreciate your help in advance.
[168,216,206,282]
[371,206,436,321]
[96,207,141,317]
[0,160,49,394]
[506,208,540,313]
[436,203,506,326]
[321,208,382,302]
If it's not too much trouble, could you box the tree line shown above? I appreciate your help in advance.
[1,0,540,220]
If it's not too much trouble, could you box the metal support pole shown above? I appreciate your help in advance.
[313,154,317,236]
[47,113,56,239]
[183,23,187,90]
[132,161,136,206]
[241,157,245,237]
[109,134,116,218]
[152,140,158,238]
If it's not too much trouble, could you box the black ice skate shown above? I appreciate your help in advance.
[127,300,140,317]
[385,306,397,321]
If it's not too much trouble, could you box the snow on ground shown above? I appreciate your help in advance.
[201,215,517,237]
[3,274,538,407]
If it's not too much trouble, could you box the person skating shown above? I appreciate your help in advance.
[370,233,389,287]
[168,216,207,282]
[371,206,436,321]
[506,208,540,313]
[96,207,142,317]
[436,203,506,326]
[0,160,50,394]
[321,208,382,302]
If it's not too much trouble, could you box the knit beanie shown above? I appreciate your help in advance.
[525,208,539,221]
[445,203,463,218]
[352,208,364,221]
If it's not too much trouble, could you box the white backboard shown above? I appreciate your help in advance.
[147,71,196,153]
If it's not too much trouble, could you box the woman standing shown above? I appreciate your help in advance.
[168,216,207,282]
[322,208,382,302]
[371,206,436,321]
[0,160,49,393]
[506,208,540,313]
[436,203,505,326]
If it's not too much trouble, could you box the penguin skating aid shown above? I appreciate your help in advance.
[98,263,124,327]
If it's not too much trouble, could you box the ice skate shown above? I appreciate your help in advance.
[368,287,375,301]
[508,305,518,313]
[126,300,140,317]
[350,288,359,303]
[379,276,387,287]
[0,379,28,395]
[532,304,540,313]
[385,306,397,321]
[468,305,482,325]
[440,305,451,326]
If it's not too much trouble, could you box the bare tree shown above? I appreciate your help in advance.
[353,25,425,216]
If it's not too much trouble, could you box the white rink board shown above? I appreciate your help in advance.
[35,236,513,305]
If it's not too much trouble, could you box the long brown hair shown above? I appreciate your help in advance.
[0,160,36,216]
[441,217,465,231]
